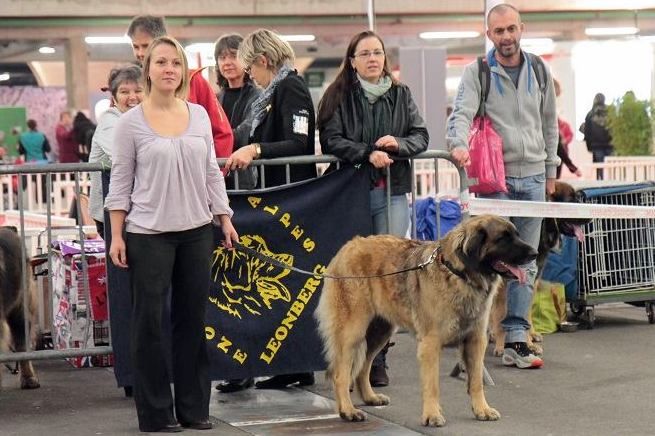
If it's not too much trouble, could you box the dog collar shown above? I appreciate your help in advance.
[436,245,469,282]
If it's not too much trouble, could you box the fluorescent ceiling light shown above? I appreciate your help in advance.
[639,35,655,42]
[85,35,131,44]
[0,72,10,81]
[585,27,638,36]
[39,46,56,54]
[280,34,316,42]
[419,31,480,40]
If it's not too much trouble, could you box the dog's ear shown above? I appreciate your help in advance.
[460,226,487,268]
[0,226,18,234]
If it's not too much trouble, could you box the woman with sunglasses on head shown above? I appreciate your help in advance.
[105,36,238,433]
[224,28,316,188]
[317,30,429,388]
[223,28,317,390]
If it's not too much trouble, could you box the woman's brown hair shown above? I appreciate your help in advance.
[317,30,395,129]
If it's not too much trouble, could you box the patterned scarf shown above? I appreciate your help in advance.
[249,64,293,137]
[357,73,392,104]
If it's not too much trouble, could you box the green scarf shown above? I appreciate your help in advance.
[357,74,392,104]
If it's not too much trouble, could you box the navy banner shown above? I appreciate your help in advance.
[207,166,371,380]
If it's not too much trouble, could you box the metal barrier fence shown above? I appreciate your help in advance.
[0,151,468,365]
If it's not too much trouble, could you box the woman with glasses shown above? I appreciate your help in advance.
[214,33,261,190]
[317,30,429,387]
[224,28,316,188]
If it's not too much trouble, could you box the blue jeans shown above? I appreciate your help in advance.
[481,174,545,343]
[370,188,409,237]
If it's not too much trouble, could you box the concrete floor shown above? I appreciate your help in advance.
[1,303,654,436]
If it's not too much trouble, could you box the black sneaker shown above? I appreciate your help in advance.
[502,342,544,369]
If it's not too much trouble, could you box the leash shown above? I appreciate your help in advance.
[231,241,442,280]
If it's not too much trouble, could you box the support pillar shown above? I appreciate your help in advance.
[64,35,89,111]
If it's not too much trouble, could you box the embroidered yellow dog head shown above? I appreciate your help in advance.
[210,234,293,319]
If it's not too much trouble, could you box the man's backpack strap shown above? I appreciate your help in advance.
[476,56,491,118]
[528,53,547,94]
[528,53,548,116]
[477,53,547,117]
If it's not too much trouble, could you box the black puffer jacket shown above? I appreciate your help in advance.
[219,81,260,149]
[319,83,429,195]
[219,81,260,189]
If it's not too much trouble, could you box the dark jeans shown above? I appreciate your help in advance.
[127,224,213,431]
[591,147,613,180]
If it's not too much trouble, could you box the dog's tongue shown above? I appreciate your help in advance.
[572,225,585,242]
[504,263,527,284]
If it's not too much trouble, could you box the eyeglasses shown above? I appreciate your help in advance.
[353,50,385,59]
[244,64,252,75]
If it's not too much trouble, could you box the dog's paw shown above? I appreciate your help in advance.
[493,345,504,357]
[531,332,543,343]
[339,408,367,422]
[363,393,390,406]
[474,406,501,421]
[20,376,40,389]
[422,413,446,427]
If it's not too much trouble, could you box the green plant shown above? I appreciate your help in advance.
[607,91,654,156]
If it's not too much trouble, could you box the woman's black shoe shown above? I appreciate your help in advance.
[215,378,254,393]
[180,419,213,430]
[255,372,314,389]
[141,423,182,433]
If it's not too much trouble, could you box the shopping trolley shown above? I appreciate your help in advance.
[573,181,655,327]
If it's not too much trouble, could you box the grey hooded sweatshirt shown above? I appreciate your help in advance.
[446,49,560,179]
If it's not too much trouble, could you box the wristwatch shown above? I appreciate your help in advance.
[253,143,262,159]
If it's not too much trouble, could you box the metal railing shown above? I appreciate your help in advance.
[0,151,468,365]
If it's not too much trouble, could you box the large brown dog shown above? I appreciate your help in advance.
[0,226,40,390]
[315,215,537,427]
[489,181,590,356]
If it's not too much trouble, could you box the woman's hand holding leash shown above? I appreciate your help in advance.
[214,214,239,249]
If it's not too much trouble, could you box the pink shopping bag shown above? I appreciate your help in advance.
[466,116,507,194]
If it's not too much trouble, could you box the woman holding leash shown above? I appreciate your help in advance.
[317,30,429,386]
[105,36,238,433]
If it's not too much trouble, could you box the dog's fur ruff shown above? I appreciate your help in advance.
[315,215,537,427]
[0,227,40,390]
[489,181,591,356]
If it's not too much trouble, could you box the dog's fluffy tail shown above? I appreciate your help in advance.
[315,279,367,382]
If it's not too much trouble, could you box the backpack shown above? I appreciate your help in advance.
[476,53,548,116]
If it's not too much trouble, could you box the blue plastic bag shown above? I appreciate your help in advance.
[540,235,579,301]
[415,198,462,240]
